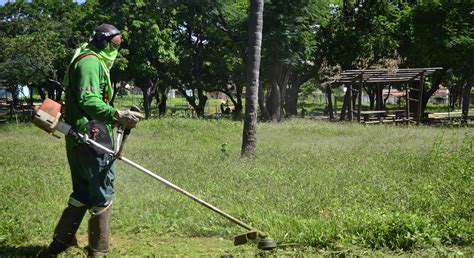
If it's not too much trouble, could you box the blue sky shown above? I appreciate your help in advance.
[0,0,86,5]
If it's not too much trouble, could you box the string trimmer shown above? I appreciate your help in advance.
[33,99,277,251]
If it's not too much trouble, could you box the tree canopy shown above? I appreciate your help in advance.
[0,0,472,119]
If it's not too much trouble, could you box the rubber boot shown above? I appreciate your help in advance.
[87,204,112,257]
[46,204,88,255]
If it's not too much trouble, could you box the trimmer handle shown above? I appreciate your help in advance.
[115,105,141,158]
[123,105,140,135]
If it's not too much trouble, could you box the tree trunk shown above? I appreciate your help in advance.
[449,80,463,111]
[267,79,281,121]
[462,67,473,122]
[285,69,314,116]
[54,85,63,102]
[258,81,269,121]
[177,88,197,116]
[235,84,243,115]
[196,88,208,117]
[279,74,287,118]
[340,88,350,121]
[420,72,445,114]
[142,89,153,119]
[8,87,19,106]
[376,84,384,110]
[177,88,207,117]
[241,0,264,158]
[139,78,158,119]
[266,61,290,121]
[48,73,64,102]
[7,86,18,120]
[285,85,299,116]
[37,86,46,101]
[158,87,168,116]
[27,85,34,106]
[110,82,118,106]
[326,86,334,120]
[366,87,375,110]
[47,86,56,100]
[408,81,419,115]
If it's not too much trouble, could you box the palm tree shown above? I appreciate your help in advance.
[241,0,264,158]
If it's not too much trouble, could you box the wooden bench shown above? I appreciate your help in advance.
[360,110,386,122]
[426,111,473,125]
[428,112,462,119]
[387,109,405,118]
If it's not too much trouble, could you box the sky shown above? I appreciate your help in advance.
[0,0,86,6]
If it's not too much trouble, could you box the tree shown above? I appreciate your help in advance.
[241,0,264,158]
[397,1,474,119]
[95,0,177,118]
[167,1,247,117]
[320,0,401,118]
[0,0,82,123]
[258,0,331,121]
[0,0,81,104]
[171,1,215,117]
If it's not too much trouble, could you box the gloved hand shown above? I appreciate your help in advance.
[114,110,144,129]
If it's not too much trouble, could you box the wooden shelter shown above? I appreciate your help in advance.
[334,67,443,124]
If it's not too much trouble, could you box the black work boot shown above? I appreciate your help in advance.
[46,204,88,255]
[87,204,112,257]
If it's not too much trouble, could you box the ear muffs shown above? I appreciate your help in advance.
[92,27,121,49]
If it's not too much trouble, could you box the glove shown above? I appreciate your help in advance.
[114,110,144,129]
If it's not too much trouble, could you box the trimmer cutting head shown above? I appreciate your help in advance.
[234,231,277,251]
[257,238,277,250]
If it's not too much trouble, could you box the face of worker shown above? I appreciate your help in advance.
[99,35,121,69]
[110,34,122,49]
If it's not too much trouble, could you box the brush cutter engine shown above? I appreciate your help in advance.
[33,98,72,138]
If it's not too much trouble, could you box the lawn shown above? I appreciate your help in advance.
[0,118,472,256]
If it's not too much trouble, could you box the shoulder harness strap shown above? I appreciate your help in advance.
[69,52,109,102]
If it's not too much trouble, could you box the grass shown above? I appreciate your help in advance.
[112,95,233,117]
[0,118,473,256]
[109,94,461,116]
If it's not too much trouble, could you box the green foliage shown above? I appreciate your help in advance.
[263,0,330,65]
[398,0,474,70]
[0,0,84,101]
[322,0,400,69]
[1,1,472,119]
[0,31,63,84]
[0,119,472,255]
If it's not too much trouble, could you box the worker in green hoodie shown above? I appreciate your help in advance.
[43,24,143,257]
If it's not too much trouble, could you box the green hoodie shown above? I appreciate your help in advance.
[63,43,117,150]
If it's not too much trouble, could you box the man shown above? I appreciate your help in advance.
[43,24,143,256]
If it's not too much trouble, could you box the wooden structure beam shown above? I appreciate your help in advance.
[334,67,443,124]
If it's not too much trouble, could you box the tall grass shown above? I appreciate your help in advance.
[0,119,472,255]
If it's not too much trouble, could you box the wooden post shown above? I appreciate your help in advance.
[327,86,334,120]
[339,83,347,121]
[348,83,353,121]
[417,73,424,124]
[377,83,383,110]
[357,75,363,122]
[405,82,410,122]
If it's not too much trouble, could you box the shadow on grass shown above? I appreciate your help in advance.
[0,245,45,256]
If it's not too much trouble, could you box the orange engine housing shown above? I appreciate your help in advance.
[33,98,63,134]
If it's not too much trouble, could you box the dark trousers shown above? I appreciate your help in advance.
[67,143,116,208]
